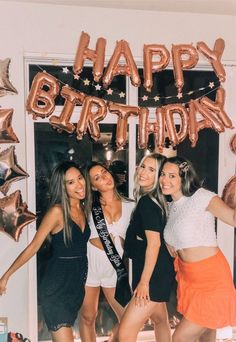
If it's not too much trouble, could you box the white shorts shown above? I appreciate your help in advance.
[86,242,118,288]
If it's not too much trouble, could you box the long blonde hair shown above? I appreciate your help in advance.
[133,153,167,216]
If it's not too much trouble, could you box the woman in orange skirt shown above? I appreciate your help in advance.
[159,156,236,342]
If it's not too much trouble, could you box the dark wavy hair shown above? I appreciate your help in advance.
[160,156,202,197]
[84,161,132,217]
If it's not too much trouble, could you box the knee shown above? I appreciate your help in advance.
[172,331,186,342]
[80,310,97,326]
[151,311,169,327]
[198,329,216,342]
[152,315,169,326]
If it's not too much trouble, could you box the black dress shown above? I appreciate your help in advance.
[125,195,175,302]
[39,219,90,331]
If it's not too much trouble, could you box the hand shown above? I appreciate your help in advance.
[133,282,150,307]
[0,276,7,295]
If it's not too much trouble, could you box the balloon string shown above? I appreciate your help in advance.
[33,63,220,106]
[35,64,127,100]
[181,84,221,106]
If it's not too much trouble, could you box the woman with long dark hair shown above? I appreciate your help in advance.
[0,161,90,342]
[159,156,236,342]
[79,161,134,342]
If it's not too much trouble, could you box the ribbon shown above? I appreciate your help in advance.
[92,197,132,307]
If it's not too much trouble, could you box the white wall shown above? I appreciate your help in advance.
[0,0,236,339]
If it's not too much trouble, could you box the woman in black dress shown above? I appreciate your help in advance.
[0,161,90,342]
[118,153,175,342]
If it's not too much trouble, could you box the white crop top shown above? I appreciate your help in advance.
[164,188,218,251]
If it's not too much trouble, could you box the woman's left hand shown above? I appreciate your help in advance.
[133,282,150,307]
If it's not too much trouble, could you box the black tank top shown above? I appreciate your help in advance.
[50,218,90,258]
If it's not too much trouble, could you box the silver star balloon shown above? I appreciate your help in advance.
[0,146,29,195]
[0,58,18,97]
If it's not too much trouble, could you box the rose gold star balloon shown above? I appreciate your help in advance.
[222,175,236,209]
[0,108,19,143]
[0,146,29,195]
[0,58,18,97]
[0,190,36,241]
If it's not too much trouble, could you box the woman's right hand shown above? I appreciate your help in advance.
[0,276,8,296]
[133,282,150,307]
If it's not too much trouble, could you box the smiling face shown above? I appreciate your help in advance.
[89,165,115,193]
[137,157,157,191]
[65,167,86,201]
[159,162,183,201]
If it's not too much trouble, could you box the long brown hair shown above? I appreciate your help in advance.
[49,161,85,245]
[160,156,202,197]
[84,161,132,217]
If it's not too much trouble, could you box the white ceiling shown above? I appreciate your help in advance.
[5,0,236,16]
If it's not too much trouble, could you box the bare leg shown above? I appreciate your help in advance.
[172,317,207,342]
[102,287,125,342]
[150,303,171,342]
[51,326,74,342]
[79,286,100,342]
[198,329,216,342]
[118,297,171,342]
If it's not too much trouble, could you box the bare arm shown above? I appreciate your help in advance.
[134,230,161,306]
[0,205,62,295]
[207,196,236,227]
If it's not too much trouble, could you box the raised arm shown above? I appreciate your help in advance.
[0,205,62,295]
[207,195,236,227]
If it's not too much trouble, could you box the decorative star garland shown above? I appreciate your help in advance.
[32,63,220,106]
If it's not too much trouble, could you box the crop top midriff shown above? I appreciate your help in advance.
[164,188,218,251]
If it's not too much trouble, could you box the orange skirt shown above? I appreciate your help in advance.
[174,250,236,329]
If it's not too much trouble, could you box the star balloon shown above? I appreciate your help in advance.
[0,108,19,143]
[0,190,36,242]
[0,58,18,97]
[0,146,29,195]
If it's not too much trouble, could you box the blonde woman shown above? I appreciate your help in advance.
[118,153,175,342]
